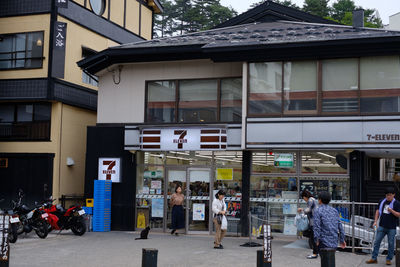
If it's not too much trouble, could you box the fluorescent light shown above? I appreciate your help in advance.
[317,152,336,159]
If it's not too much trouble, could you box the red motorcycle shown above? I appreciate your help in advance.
[43,200,86,236]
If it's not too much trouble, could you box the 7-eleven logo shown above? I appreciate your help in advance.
[173,130,187,149]
[102,160,116,180]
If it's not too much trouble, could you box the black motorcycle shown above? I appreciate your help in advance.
[12,191,49,239]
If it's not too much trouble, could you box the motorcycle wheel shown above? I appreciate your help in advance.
[35,220,49,239]
[8,224,18,243]
[71,218,86,236]
[16,222,24,235]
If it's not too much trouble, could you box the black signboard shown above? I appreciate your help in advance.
[0,215,10,263]
[55,0,68,8]
[263,224,272,263]
[52,21,67,78]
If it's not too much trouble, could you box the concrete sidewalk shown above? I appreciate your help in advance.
[9,231,393,267]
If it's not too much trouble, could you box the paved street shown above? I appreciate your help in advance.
[9,231,394,267]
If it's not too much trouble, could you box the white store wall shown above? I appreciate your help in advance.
[97,60,243,123]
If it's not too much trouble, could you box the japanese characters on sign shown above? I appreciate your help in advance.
[263,224,272,263]
[55,0,68,8]
[52,21,67,78]
[0,215,10,262]
[54,22,67,50]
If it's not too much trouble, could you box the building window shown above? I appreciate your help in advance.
[0,32,44,70]
[89,0,106,16]
[146,78,242,123]
[248,55,400,117]
[360,56,400,113]
[221,78,242,122]
[0,103,51,141]
[178,79,218,123]
[82,47,98,86]
[322,58,359,113]
[284,61,317,114]
[249,62,282,115]
[146,81,176,123]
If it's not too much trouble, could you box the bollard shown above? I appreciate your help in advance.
[320,248,335,267]
[257,250,271,267]
[396,236,400,267]
[142,248,158,267]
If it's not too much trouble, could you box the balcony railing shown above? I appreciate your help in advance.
[0,121,50,141]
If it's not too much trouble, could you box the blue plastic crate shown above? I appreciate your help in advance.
[82,206,93,215]
[93,180,112,232]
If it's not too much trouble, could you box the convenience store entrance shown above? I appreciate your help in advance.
[167,167,211,234]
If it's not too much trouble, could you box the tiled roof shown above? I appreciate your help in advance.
[117,21,400,50]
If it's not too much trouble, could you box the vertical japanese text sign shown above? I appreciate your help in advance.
[0,215,10,263]
[52,21,67,78]
[55,0,68,8]
[263,224,272,263]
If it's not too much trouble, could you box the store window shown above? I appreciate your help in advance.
[252,152,296,174]
[0,31,44,70]
[221,78,242,122]
[301,151,348,174]
[322,58,359,113]
[283,61,317,114]
[0,103,51,140]
[136,164,165,229]
[146,81,176,123]
[299,179,349,200]
[145,78,242,123]
[360,56,400,113]
[249,62,282,115]
[178,79,218,123]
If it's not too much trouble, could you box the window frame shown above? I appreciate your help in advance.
[0,102,51,141]
[144,76,242,124]
[0,31,45,71]
[247,56,400,118]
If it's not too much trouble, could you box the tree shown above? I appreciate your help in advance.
[303,0,330,17]
[153,0,175,38]
[250,0,300,9]
[329,0,383,28]
[153,0,237,37]
[331,0,355,21]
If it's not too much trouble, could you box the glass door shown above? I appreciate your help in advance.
[186,168,211,233]
[166,168,187,232]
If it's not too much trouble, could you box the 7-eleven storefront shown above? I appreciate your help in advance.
[124,125,349,235]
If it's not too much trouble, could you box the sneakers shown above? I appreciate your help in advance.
[213,244,223,249]
[306,254,318,259]
[386,260,392,265]
[365,259,378,264]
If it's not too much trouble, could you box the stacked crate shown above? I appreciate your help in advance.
[93,180,112,232]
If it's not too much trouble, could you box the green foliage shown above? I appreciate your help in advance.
[250,0,299,9]
[303,0,330,17]
[331,0,355,21]
[153,0,237,37]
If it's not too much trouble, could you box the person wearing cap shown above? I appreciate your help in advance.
[366,187,400,265]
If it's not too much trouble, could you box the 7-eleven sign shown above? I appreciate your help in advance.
[98,158,121,183]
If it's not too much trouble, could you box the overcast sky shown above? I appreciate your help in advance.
[220,0,400,24]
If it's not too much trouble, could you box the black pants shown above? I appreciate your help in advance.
[310,226,319,255]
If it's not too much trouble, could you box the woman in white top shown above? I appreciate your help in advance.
[212,189,227,249]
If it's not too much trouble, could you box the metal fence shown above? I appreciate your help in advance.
[248,201,398,255]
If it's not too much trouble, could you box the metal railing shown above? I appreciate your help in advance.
[248,201,398,255]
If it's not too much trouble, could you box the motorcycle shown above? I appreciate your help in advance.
[0,199,20,243]
[12,190,49,239]
[43,199,86,236]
